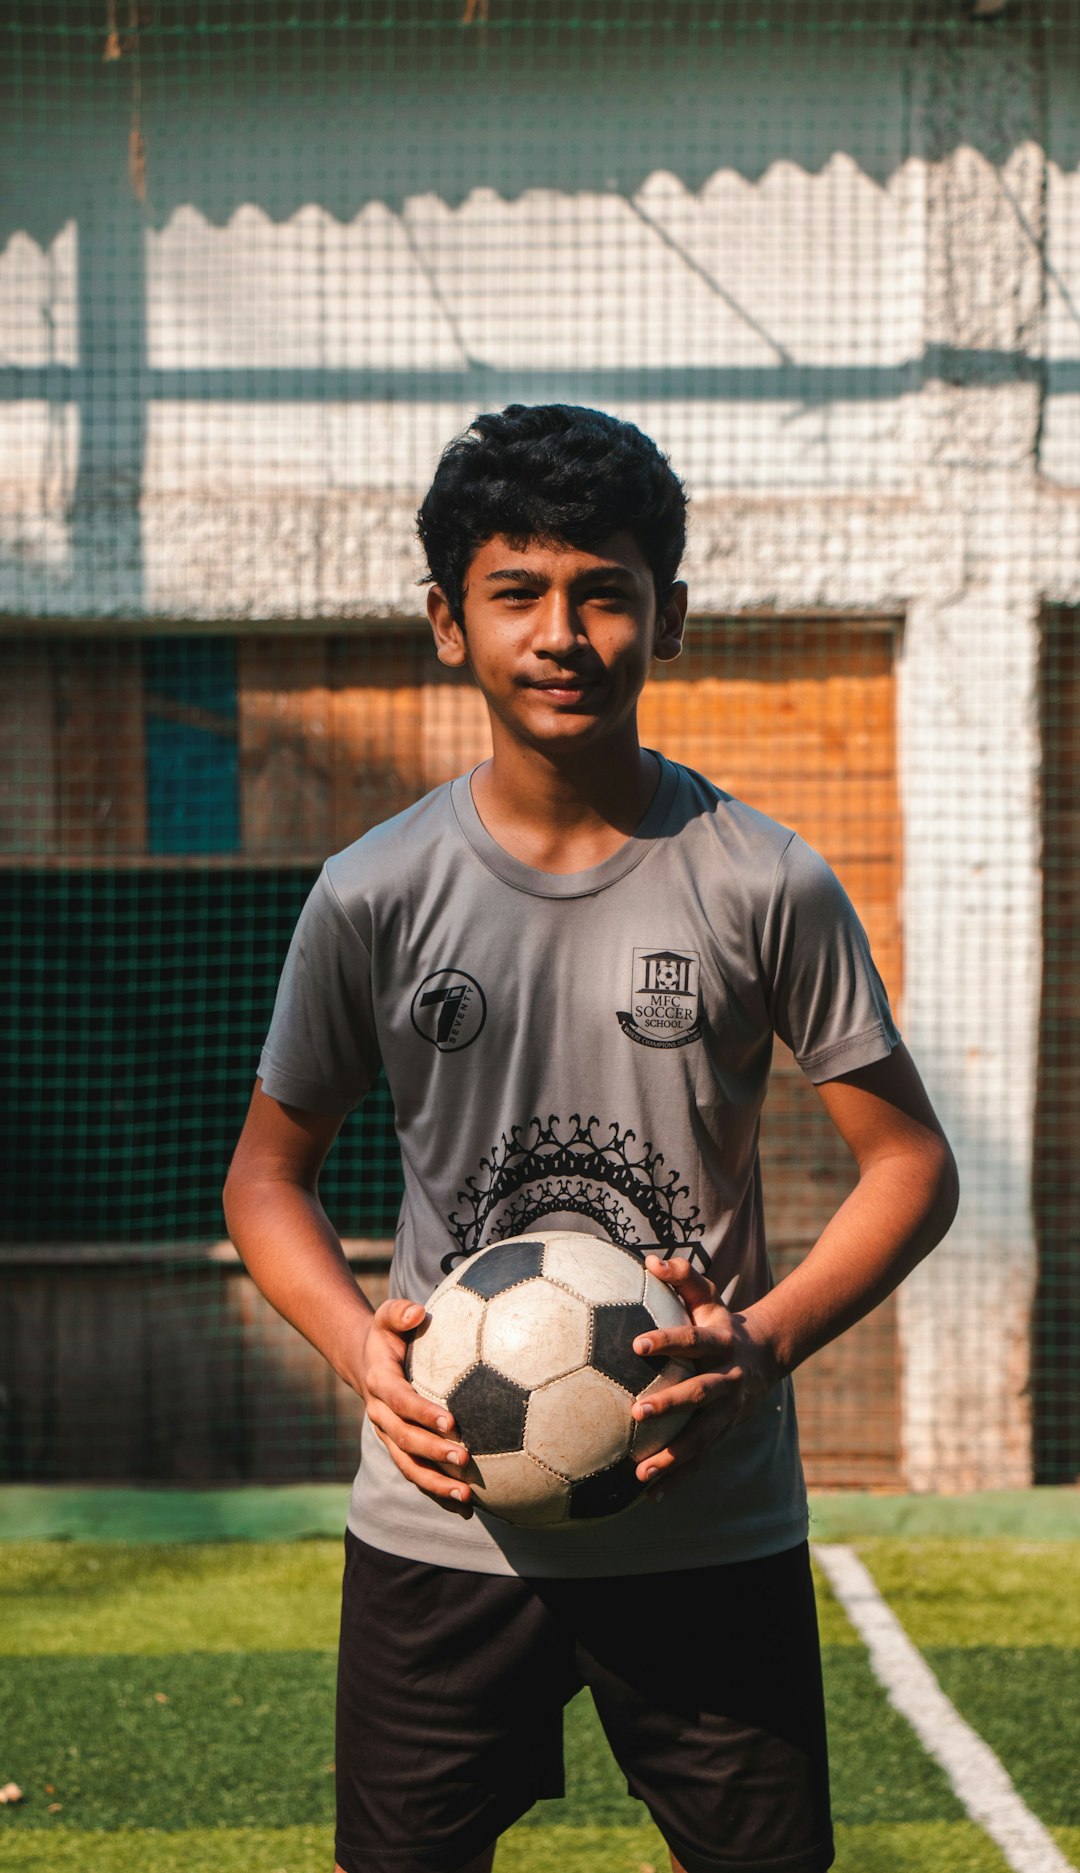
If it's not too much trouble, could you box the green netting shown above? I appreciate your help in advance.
[1,862,402,1242]
[2,2,1079,1494]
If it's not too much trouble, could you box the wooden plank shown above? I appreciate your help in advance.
[758,1051,858,1250]
[641,684,896,779]
[765,1048,902,1489]
[51,1270,149,1479]
[237,635,489,855]
[0,1258,392,1483]
[328,635,427,841]
[0,1238,392,1267]
[237,1263,390,1481]
[237,637,334,856]
[237,1274,342,1479]
[759,1077,902,1487]
[780,1273,902,1486]
[669,623,896,688]
[53,641,147,856]
[666,620,905,1490]
[0,641,55,855]
[641,636,903,1004]
[143,1267,246,1482]
[0,1274,56,1479]
[421,677,492,789]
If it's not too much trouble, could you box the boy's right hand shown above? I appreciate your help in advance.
[357,1299,474,1515]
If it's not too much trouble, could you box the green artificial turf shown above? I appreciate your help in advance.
[833,1823,1012,1871]
[923,1649,1080,1828]
[0,1540,872,1657]
[855,1539,1080,1648]
[0,1542,344,1657]
[821,1650,964,1825]
[0,1824,672,1873]
[0,1823,1017,1873]
[852,1539,1080,1843]
[0,1655,338,1831]
[0,1828,338,1872]
[0,1539,984,1660]
[0,1648,964,1835]
[1,1537,1076,1873]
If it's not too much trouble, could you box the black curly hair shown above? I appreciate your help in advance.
[416,404,688,623]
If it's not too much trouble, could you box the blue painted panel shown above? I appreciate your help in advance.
[143,639,240,856]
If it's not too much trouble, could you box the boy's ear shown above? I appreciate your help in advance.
[654,581,688,664]
[427,584,468,668]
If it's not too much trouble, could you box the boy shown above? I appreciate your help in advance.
[224,403,958,1873]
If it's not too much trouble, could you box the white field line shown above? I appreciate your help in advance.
[813,1543,1074,1873]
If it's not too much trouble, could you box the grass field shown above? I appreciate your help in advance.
[0,1537,1077,1873]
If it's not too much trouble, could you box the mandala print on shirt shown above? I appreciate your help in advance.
[441,1114,707,1275]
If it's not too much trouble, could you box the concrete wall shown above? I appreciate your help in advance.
[3,3,1078,1488]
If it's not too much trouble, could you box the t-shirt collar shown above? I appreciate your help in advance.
[450,752,681,899]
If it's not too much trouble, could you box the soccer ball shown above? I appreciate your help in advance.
[406,1230,695,1528]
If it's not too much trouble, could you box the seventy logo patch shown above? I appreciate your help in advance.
[411,968,487,1051]
[617,948,702,1049]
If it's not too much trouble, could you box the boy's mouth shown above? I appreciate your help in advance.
[525,673,600,699]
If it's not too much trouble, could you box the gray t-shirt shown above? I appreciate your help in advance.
[259,754,900,1576]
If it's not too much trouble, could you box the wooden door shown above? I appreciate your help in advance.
[642,617,904,1488]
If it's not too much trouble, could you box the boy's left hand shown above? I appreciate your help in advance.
[630,1255,781,1488]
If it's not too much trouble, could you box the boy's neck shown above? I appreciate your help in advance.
[470,730,660,875]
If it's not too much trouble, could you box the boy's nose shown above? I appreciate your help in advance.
[532,593,581,654]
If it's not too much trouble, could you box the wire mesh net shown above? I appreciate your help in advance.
[1,2,1078,1491]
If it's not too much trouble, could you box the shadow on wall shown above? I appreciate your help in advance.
[6,2,921,254]
[2,0,1073,624]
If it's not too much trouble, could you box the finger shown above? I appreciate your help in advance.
[635,1404,735,1486]
[645,1253,719,1311]
[631,1311,738,1364]
[368,1356,461,1440]
[632,1368,742,1422]
[373,1296,427,1342]
[364,1313,461,1437]
[366,1396,469,1472]
[368,1415,475,1513]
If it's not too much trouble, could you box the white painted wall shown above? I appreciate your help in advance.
[1,10,1076,1488]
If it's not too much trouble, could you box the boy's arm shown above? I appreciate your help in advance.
[223,1083,474,1513]
[629,1042,959,1483]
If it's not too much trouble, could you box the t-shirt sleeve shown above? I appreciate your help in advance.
[760,834,900,1084]
[257,867,380,1115]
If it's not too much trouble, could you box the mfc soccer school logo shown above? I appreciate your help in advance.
[411,969,487,1052]
[617,948,702,1049]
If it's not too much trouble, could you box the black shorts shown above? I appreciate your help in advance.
[335,1531,834,1873]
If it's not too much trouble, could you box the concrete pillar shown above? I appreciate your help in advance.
[899,7,1046,1489]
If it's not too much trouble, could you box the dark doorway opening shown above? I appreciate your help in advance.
[1034,605,1080,1484]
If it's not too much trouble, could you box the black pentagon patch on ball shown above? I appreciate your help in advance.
[456,1240,546,1298]
[591,1303,669,1395]
[568,1455,642,1521]
[446,1364,529,1454]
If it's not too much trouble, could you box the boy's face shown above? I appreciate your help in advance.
[427,532,686,756]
